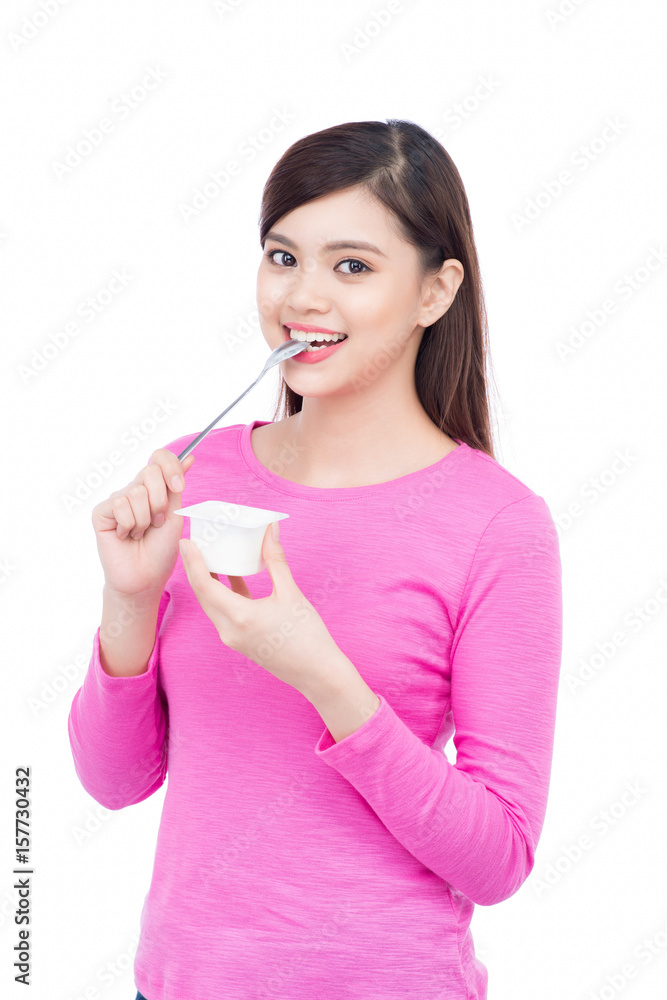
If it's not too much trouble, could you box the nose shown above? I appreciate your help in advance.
[281,258,330,314]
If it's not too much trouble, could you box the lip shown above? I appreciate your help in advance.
[282,324,349,364]
[284,322,345,335]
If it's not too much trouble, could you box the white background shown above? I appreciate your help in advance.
[2,1,666,998]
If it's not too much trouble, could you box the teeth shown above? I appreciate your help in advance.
[288,330,347,343]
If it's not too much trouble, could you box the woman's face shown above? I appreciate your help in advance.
[256,184,460,396]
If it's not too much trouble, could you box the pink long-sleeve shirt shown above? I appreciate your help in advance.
[68,419,563,1000]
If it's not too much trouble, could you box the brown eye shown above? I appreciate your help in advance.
[336,259,369,275]
[265,250,296,267]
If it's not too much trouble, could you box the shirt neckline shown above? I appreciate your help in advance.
[239,419,469,500]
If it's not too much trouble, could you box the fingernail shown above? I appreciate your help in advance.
[271,520,280,541]
[171,475,183,492]
[154,513,165,527]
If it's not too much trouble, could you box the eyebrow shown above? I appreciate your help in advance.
[263,230,387,258]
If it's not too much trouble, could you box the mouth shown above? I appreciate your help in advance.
[282,324,349,363]
[282,325,349,352]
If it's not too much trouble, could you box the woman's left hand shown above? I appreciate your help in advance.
[178,520,345,699]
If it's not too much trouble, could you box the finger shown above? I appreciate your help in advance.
[141,463,170,526]
[226,574,253,600]
[179,539,220,602]
[123,484,152,539]
[261,521,295,597]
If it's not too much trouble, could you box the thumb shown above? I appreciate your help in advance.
[262,520,293,586]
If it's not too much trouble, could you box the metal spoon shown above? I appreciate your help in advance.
[177,337,306,462]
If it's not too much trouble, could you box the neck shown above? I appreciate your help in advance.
[284,387,446,487]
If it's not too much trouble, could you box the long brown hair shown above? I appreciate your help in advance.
[258,119,498,458]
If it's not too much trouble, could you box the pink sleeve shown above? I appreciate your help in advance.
[315,494,563,906]
[67,589,171,810]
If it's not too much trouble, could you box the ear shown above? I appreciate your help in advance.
[420,258,465,327]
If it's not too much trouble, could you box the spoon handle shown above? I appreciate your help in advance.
[176,338,304,462]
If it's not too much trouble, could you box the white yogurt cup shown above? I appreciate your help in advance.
[174,500,289,575]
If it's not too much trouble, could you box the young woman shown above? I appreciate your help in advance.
[68,119,563,1000]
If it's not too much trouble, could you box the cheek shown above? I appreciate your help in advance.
[258,272,295,318]
[256,273,282,319]
[355,282,402,324]
[354,317,414,370]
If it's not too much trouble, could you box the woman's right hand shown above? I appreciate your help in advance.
[91,449,196,599]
